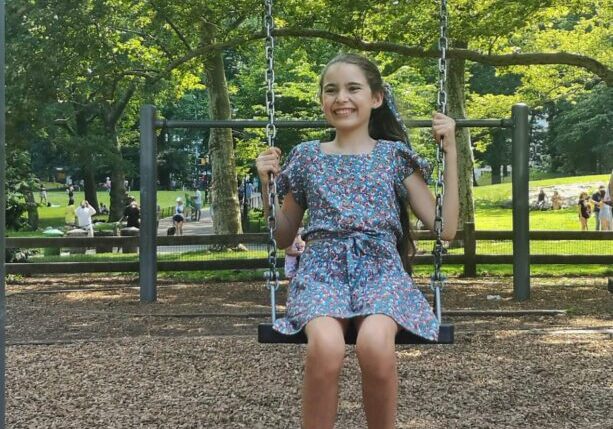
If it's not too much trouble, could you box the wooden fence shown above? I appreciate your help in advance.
[5,227,612,276]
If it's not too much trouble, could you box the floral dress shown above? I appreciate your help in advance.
[274,139,440,341]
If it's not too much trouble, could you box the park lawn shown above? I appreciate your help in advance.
[412,264,613,277]
[28,190,203,230]
[30,248,275,263]
[472,173,609,207]
[475,207,589,230]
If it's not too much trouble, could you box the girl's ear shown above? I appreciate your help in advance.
[372,91,384,109]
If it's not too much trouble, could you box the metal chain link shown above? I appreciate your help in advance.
[264,0,280,321]
[430,0,449,323]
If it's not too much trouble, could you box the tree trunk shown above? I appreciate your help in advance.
[202,22,242,234]
[491,162,502,184]
[24,189,39,230]
[107,130,127,222]
[447,41,475,226]
[74,110,99,211]
[82,164,99,211]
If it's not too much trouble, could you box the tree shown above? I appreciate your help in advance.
[546,84,612,174]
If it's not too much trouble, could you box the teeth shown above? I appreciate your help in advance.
[335,109,353,115]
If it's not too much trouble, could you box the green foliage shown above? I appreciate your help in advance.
[546,84,612,174]
[5,151,41,230]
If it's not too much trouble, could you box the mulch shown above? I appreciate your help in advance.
[6,274,612,428]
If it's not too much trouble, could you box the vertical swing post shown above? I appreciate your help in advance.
[0,0,6,423]
[511,103,530,301]
[140,105,158,303]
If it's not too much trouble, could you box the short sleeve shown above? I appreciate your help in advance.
[276,144,307,209]
[395,141,432,184]
[394,141,432,201]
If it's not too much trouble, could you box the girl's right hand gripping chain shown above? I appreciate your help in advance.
[256,147,282,185]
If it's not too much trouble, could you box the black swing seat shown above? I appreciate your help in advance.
[258,323,454,344]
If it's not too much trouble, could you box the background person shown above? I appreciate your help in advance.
[75,200,96,237]
[173,197,186,236]
[598,173,613,231]
[577,192,591,231]
[284,228,305,280]
[551,190,562,210]
[591,185,606,230]
[40,185,48,206]
[193,188,202,221]
[537,188,547,210]
[119,197,141,228]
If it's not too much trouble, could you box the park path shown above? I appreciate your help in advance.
[157,207,214,236]
[156,207,214,253]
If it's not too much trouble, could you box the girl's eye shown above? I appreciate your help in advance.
[325,88,336,94]
[349,86,360,92]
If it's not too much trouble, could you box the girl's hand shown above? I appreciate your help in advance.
[432,112,456,153]
[256,147,282,185]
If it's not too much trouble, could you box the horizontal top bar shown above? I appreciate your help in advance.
[154,118,514,130]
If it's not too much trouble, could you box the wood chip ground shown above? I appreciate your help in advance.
[6,275,612,428]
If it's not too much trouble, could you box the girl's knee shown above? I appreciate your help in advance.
[356,317,397,380]
[305,321,347,378]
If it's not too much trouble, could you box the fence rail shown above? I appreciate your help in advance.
[6,229,613,275]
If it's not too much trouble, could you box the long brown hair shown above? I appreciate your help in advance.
[319,53,416,272]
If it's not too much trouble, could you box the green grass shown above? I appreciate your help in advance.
[412,264,613,277]
[473,173,609,208]
[20,190,207,231]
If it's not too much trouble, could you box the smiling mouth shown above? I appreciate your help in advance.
[333,108,355,116]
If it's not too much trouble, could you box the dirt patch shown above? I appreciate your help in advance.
[6,274,613,428]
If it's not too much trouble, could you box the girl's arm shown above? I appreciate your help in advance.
[404,113,459,241]
[257,147,305,249]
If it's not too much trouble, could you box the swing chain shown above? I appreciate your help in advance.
[431,0,448,305]
[264,0,280,319]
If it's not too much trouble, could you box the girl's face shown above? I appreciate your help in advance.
[320,62,383,134]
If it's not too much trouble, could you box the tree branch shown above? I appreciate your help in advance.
[147,0,193,51]
[147,28,613,87]
[274,28,612,86]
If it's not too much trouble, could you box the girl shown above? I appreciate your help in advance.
[256,53,458,429]
[173,197,185,236]
[578,192,591,231]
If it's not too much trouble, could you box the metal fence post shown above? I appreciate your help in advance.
[140,105,157,303]
[0,1,6,425]
[463,222,476,277]
[512,103,530,301]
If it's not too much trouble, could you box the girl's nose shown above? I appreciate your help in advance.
[336,89,349,102]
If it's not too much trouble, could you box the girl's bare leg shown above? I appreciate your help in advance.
[355,315,399,429]
[303,317,348,429]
